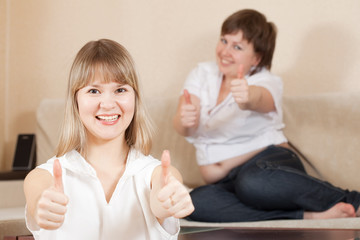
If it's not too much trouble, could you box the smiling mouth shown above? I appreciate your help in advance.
[221,59,233,65]
[96,115,120,122]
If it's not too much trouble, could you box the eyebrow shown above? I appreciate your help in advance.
[87,83,101,88]
[221,36,246,45]
[87,82,126,88]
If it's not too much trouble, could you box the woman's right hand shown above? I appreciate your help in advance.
[35,159,69,230]
[179,89,200,128]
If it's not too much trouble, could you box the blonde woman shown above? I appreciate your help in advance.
[24,39,194,239]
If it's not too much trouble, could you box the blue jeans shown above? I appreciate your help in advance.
[187,145,360,222]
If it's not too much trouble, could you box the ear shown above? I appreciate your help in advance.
[252,53,262,67]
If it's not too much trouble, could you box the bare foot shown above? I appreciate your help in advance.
[303,202,355,219]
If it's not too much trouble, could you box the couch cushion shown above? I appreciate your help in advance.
[180,217,360,229]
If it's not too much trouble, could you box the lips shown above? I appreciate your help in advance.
[221,59,233,65]
[96,115,120,122]
[221,59,231,64]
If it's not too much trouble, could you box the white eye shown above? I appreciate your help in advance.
[234,45,242,50]
[220,38,227,44]
[116,88,126,93]
[89,89,100,94]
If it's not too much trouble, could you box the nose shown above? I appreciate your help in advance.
[223,44,233,55]
[219,44,231,56]
[99,93,116,109]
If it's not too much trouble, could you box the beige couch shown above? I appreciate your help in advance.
[1,92,360,238]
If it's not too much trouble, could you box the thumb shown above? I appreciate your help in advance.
[237,64,244,79]
[161,150,171,186]
[183,89,192,105]
[53,159,64,192]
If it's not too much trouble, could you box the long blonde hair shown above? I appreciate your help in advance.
[55,39,153,157]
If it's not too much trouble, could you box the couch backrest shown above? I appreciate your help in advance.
[282,92,360,191]
[37,92,360,191]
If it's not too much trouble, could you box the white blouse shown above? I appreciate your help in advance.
[25,148,179,240]
[184,62,287,166]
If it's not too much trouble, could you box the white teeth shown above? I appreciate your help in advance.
[97,115,119,121]
[222,59,231,64]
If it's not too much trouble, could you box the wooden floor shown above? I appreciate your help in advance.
[179,227,360,240]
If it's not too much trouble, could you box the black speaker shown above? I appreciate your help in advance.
[12,134,36,171]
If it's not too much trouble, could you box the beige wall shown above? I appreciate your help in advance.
[0,0,6,169]
[1,0,360,169]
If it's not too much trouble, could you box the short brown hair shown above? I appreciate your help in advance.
[221,9,277,75]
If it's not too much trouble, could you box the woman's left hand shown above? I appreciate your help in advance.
[156,150,194,219]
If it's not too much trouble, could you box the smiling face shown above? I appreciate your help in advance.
[216,30,260,80]
[76,74,135,145]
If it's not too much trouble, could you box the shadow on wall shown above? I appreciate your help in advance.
[282,24,357,96]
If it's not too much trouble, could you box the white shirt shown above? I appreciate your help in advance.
[184,62,287,166]
[25,148,180,240]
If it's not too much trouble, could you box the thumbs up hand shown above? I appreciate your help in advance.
[53,159,64,192]
[156,150,194,219]
[230,64,250,108]
[183,89,192,105]
[180,89,199,128]
[35,159,69,230]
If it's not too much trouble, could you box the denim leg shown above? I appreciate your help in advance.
[234,146,360,212]
[187,178,302,222]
